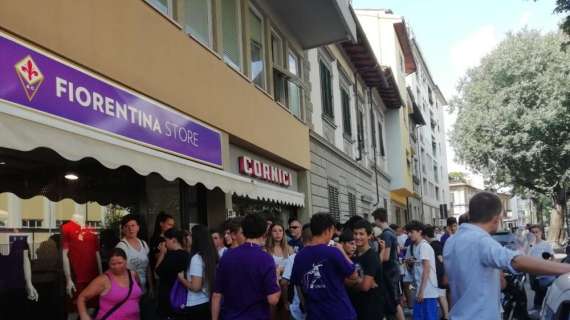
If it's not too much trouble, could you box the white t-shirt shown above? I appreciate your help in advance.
[529,240,554,259]
[273,254,287,269]
[116,239,149,290]
[186,254,210,307]
[406,239,440,299]
[397,234,409,249]
[282,254,305,320]
[218,247,227,258]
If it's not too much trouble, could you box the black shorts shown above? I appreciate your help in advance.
[382,275,401,314]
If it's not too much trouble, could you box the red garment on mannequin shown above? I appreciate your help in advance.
[62,220,99,283]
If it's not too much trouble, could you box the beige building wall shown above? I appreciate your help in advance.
[21,195,44,220]
[0,193,8,225]
[0,0,310,169]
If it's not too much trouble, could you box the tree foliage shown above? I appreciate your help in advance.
[451,30,570,201]
[448,171,468,183]
[554,0,570,42]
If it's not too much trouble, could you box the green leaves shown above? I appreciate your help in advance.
[451,30,570,197]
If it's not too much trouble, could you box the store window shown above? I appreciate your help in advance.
[249,7,265,89]
[147,0,174,17]
[0,145,200,317]
[341,87,351,137]
[181,0,212,46]
[328,185,340,222]
[320,61,334,119]
[348,192,357,217]
[232,195,295,226]
[221,0,242,70]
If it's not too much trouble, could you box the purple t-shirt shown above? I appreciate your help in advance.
[213,243,280,320]
[291,244,356,320]
[441,233,451,247]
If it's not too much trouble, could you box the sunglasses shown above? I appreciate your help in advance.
[290,226,300,229]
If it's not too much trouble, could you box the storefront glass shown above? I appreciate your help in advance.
[0,146,196,318]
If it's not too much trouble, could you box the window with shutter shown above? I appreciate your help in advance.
[357,108,365,159]
[320,61,333,118]
[378,122,386,157]
[370,108,376,150]
[348,193,357,217]
[328,185,340,222]
[341,88,351,137]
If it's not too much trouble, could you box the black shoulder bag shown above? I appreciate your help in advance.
[100,270,134,320]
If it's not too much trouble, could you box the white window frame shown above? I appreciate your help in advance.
[249,4,266,89]
[271,30,284,68]
[287,48,301,77]
[146,0,174,17]
[183,0,213,47]
[221,0,243,71]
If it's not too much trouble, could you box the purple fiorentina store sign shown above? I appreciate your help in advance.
[0,33,223,167]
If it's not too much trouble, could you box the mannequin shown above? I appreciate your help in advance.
[23,248,39,301]
[0,235,38,319]
[62,213,102,317]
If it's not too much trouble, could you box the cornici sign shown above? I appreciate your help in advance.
[238,156,292,187]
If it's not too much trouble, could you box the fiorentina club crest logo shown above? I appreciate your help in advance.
[15,55,44,101]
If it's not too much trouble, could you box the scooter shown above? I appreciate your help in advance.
[541,249,570,319]
[503,272,530,320]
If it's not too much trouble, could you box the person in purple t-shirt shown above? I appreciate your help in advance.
[440,217,458,247]
[291,213,358,320]
[212,214,281,320]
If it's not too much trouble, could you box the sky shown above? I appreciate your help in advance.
[353,0,564,188]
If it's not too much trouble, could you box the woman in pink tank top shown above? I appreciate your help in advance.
[78,248,143,320]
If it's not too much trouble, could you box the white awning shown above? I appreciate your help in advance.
[0,102,305,207]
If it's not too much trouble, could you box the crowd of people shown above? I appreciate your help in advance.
[74,191,570,320]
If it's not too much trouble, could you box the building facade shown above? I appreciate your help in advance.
[407,35,451,225]
[0,0,355,317]
[356,9,420,225]
[307,14,394,223]
[449,182,482,218]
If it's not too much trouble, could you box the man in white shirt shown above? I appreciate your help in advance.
[405,220,439,320]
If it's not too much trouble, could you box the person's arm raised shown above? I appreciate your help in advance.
[512,255,570,275]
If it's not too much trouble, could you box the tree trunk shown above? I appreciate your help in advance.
[548,204,564,244]
[537,199,543,224]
